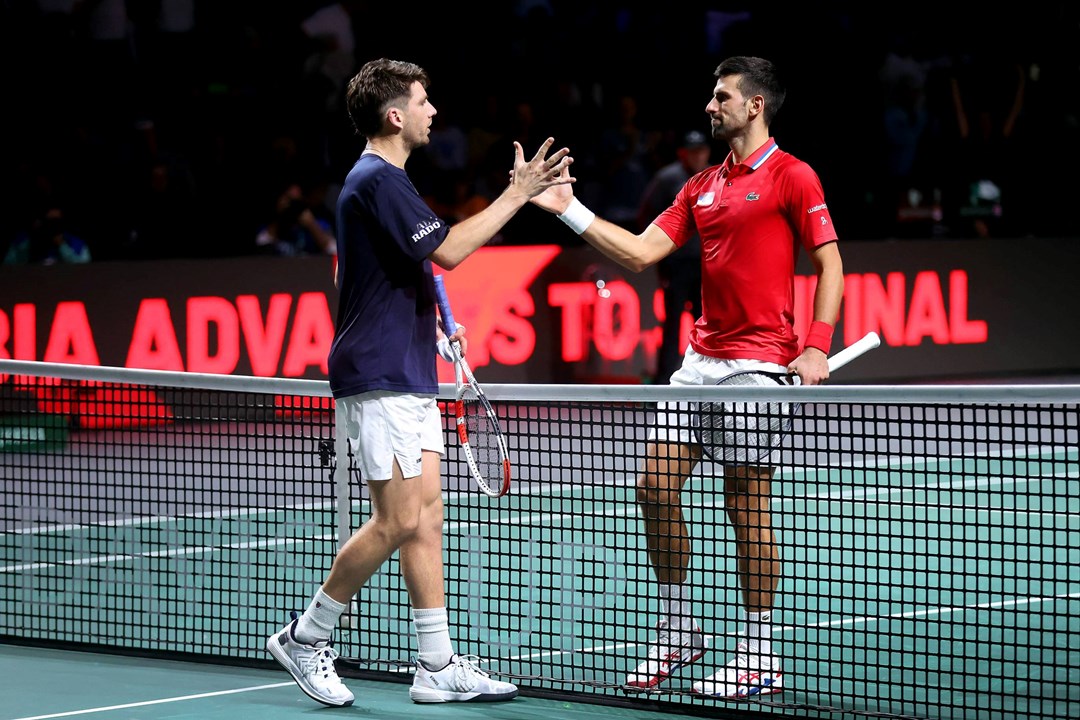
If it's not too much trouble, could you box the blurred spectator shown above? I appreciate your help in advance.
[254,181,336,257]
[424,105,469,177]
[876,32,945,238]
[466,93,505,173]
[133,0,199,123]
[637,130,711,384]
[946,37,1026,238]
[73,0,139,127]
[704,10,753,56]
[299,0,361,115]
[424,170,492,228]
[0,3,1075,257]
[125,155,200,260]
[478,98,552,243]
[3,204,92,265]
[594,93,652,229]
[298,0,363,175]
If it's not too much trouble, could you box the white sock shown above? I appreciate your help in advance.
[659,583,694,633]
[294,588,346,645]
[744,610,773,658]
[413,607,454,670]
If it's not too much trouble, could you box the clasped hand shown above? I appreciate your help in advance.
[508,138,575,203]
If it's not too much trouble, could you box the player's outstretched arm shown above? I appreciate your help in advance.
[432,138,574,269]
[531,166,677,273]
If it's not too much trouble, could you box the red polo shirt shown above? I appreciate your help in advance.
[652,138,837,365]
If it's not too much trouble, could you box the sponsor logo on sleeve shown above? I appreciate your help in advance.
[412,219,442,243]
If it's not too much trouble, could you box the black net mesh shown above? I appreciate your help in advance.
[1,368,1077,720]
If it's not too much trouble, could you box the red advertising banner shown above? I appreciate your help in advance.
[1,239,1078,387]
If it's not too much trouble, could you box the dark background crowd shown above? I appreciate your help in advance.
[2,1,1078,264]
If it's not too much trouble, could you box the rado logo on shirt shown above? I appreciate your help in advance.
[412,219,442,242]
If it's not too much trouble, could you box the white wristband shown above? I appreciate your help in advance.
[436,324,464,363]
[557,197,595,235]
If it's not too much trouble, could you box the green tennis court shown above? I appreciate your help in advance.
[2,364,1078,720]
[339,448,1080,720]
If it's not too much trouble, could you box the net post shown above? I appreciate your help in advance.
[333,401,359,630]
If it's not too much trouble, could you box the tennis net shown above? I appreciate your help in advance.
[1,359,1077,720]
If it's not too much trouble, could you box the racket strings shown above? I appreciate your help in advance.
[461,392,504,478]
[699,372,794,464]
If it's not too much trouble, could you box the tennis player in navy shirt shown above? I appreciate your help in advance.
[326,151,448,399]
[267,57,573,708]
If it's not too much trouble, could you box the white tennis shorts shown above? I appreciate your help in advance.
[652,347,787,462]
[338,391,444,481]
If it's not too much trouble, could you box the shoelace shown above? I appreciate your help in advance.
[450,654,488,691]
[647,621,695,660]
[300,645,341,682]
[731,643,777,671]
[648,628,673,659]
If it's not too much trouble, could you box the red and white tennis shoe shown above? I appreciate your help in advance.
[690,641,783,698]
[625,620,707,690]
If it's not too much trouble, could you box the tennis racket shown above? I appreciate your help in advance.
[695,331,881,465]
[433,274,512,497]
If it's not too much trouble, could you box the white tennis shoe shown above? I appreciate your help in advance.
[625,620,708,690]
[690,642,783,698]
[410,654,518,703]
[267,619,354,707]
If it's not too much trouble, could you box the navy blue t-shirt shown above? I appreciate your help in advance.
[328,155,450,398]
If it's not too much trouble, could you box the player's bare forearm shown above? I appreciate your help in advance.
[791,242,845,385]
[580,220,674,273]
[530,184,676,272]
[809,242,844,326]
[432,194,526,269]
[432,139,572,269]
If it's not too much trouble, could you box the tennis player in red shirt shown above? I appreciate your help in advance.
[532,56,845,699]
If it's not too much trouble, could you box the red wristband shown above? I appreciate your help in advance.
[804,321,834,354]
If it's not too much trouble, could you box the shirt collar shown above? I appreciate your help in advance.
[722,138,780,175]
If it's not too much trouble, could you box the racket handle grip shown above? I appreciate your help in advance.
[433,274,457,335]
[828,331,881,372]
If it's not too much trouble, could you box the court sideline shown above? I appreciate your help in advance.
[0,644,712,720]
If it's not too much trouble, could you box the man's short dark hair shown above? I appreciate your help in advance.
[345,58,430,138]
[715,56,786,126]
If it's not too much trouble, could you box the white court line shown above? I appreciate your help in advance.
[516,443,1078,492]
[13,500,338,536]
[504,590,1080,663]
[0,535,312,574]
[445,468,1079,532]
[3,467,1076,573]
[7,682,295,720]
[5,456,1078,688]
[10,444,1073,536]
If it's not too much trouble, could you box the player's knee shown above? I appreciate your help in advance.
[374,509,423,545]
[418,503,444,538]
[636,478,679,511]
[726,504,771,533]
